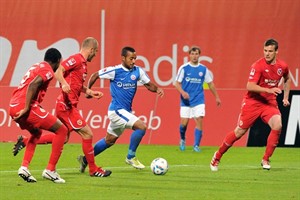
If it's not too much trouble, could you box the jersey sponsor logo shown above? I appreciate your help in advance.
[67,58,76,66]
[264,79,278,86]
[185,77,202,83]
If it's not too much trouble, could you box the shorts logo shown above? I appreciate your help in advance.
[77,120,82,126]
[39,107,46,112]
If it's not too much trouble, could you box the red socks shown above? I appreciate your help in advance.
[23,133,55,146]
[216,131,238,160]
[82,138,97,174]
[263,130,281,161]
[46,125,68,171]
[21,132,42,167]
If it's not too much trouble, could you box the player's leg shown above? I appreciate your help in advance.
[78,132,116,173]
[261,107,282,170]
[193,104,205,152]
[210,102,258,171]
[179,106,190,151]
[13,134,56,156]
[77,125,112,177]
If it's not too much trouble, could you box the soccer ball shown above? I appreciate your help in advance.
[150,158,168,175]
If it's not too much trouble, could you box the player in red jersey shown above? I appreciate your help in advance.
[9,48,68,183]
[55,37,111,177]
[210,38,291,171]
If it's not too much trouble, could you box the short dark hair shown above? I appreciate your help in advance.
[189,46,201,54]
[44,48,62,64]
[264,38,278,51]
[121,46,135,57]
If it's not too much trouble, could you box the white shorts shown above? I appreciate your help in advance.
[180,104,205,118]
[107,109,139,137]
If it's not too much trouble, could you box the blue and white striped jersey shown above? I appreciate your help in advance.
[98,64,150,112]
[175,62,212,106]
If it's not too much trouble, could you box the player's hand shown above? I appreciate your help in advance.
[86,89,103,99]
[91,91,103,99]
[156,88,164,97]
[282,99,290,107]
[13,109,29,121]
[216,97,221,106]
[267,87,282,96]
[182,91,189,100]
[62,84,71,93]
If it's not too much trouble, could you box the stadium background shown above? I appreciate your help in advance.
[0,0,299,147]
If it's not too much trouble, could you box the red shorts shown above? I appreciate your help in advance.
[9,103,57,131]
[55,102,86,131]
[237,100,281,129]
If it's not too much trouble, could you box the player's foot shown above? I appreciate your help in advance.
[125,157,145,169]
[91,167,112,177]
[261,159,271,170]
[193,145,201,152]
[210,152,220,171]
[18,167,37,183]
[77,155,88,173]
[42,169,65,183]
[179,139,186,151]
[13,135,26,156]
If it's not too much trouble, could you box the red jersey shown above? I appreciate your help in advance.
[56,53,87,108]
[10,62,54,105]
[244,58,289,105]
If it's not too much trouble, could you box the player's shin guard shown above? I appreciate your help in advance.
[217,131,239,160]
[82,138,97,174]
[263,130,281,161]
[194,129,202,147]
[127,130,145,159]
[180,125,187,140]
[21,133,41,167]
[46,125,68,171]
[94,138,112,156]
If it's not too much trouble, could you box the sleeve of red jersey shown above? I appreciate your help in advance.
[247,63,261,83]
[37,65,54,82]
[61,56,78,71]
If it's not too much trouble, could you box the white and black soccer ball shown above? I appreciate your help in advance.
[150,158,168,175]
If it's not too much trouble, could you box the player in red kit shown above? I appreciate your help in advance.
[210,38,291,171]
[9,48,68,183]
[55,37,111,177]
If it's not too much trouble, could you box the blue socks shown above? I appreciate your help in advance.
[194,129,202,147]
[180,125,187,140]
[127,129,145,159]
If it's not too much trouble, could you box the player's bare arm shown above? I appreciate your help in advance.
[246,81,282,96]
[207,81,221,106]
[282,73,291,107]
[174,81,189,99]
[54,65,71,93]
[144,82,164,97]
[82,85,103,99]
[13,76,44,120]
[85,71,100,98]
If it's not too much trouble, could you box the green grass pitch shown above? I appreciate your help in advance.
[0,143,299,200]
